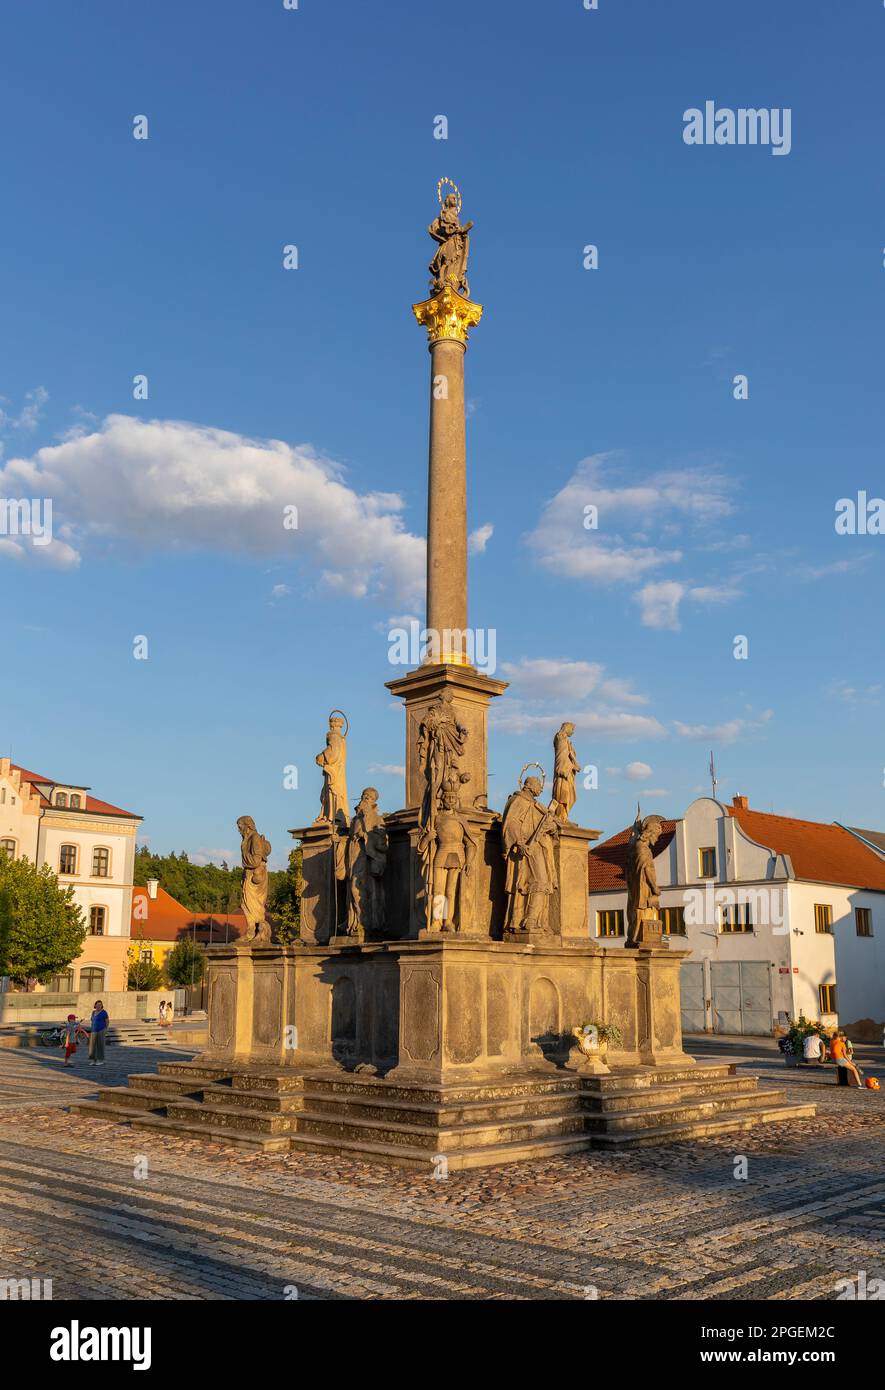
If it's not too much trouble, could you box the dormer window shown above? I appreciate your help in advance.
[55,791,68,808]
[70,794,81,809]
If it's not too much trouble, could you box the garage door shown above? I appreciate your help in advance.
[711,960,772,1035]
[680,961,706,1034]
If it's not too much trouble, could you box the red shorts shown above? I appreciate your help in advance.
[65,1044,77,1059]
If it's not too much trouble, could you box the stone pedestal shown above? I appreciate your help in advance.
[290,819,348,944]
[203,935,692,1079]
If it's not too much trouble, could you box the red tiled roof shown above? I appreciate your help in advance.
[11,762,140,819]
[728,805,885,892]
[588,820,676,892]
[131,886,196,942]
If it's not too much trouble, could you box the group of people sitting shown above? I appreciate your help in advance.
[798,1028,865,1087]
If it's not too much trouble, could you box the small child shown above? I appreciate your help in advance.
[62,1014,85,1066]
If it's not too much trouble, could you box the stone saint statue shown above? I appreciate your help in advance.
[344,788,388,941]
[549,722,580,821]
[428,191,473,296]
[418,786,478,934]
[502,775,560,935]
[315,713,349,827]
[625,811,664,946]
[417,691,470,832]
[237,816,272,943]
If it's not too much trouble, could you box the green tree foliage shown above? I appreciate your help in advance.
[165,937,206,988]
[0,856,86,987]
[127,958,165,991]
[134,845,293,914]
[268,848,302,945]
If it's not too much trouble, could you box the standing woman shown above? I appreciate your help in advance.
[88,999,109,1065]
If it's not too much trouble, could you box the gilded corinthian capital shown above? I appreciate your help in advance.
[412,284,484,346]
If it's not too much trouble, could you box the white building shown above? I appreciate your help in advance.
[588,794,885,1036]
[0,758,142,993]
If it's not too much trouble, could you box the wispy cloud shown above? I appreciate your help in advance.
[673,709,773,744]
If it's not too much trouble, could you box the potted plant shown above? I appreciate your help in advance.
[572,1021,623,1059]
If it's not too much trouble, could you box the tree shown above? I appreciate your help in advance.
[165,937,206,988]
[0,856,86,988]
[268,848,302,946]
[127,958,164,991]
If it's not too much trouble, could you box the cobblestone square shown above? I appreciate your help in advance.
[0,1038,882,1301]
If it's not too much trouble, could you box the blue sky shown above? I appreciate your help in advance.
[2,0,884,867]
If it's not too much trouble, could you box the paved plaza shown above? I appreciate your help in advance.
[0,1038,883,1301]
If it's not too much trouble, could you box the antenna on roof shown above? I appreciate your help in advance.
[709,750,718,799]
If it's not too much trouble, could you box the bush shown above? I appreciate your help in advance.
[165,937,206,988]
[127,959,165,992]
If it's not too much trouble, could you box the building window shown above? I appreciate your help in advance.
[70,794,81,809]
[79,967,106,993]
[855,907,873,938]
[699,847,717,878]
[720,903,753,933]
[0,838,15,860]
[819,983,837,1014]
[89,906,107,936]
[92,847,110,878]
[49,970,75,992]
[59,843,78,875]
[596,909,624,938]
[660,905,686,935]
[55,791,68,807]
[140,948,153,963]
[814,903,833,934]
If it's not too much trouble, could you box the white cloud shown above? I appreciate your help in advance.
[0,414,425,600]
[635,579,742,630]
[468,522,493,555]
[270,583,291,599]
[493,706,666,740]
[368,763,405,777]
[625,761,652,781]
[796,557,871,581]
[501,657,648,706]
[527,452,735,586]
[0,385,49,435]
[673,710,773,744]
[640,787,669,798]
[635,581,686,630]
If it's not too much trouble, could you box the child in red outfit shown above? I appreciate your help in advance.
[62,1014,86,1066]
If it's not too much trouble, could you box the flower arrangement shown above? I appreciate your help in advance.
[573,1021,623,1050]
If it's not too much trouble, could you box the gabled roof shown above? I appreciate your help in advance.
[588,820,676,892]
[727,805,885,892]
[10,762,140,819]
[847,826,885,856]
[131,886,197,942]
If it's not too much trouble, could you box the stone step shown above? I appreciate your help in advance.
[297,1087,580,1128]
[583,1076,760,1113]
[586,1063,735,1091]
[95,1086,170,1113]
[293,1106,586,1152]
[300,1071,581,1107]
[590,1100,817,1149]
[127,1113,291,1152]
[584,1089,788,1133]
[156,1060,237,1084]
[165,1100,299,1136]
[201,1084,304,1114]
[125,1072,210,1096]
[68,1099,143,1122]
[286,1127,593,1171]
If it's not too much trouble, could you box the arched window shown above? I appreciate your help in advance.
[92,847,110,878]
[89,906,107,936]
[59,843,78,875]
[55,791,68,807]
[0,838,15,860]
[70,794,81,809]
[50,969,75,992]
[79,967,106,993]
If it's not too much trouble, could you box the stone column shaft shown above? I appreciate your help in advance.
[427,337,468,657]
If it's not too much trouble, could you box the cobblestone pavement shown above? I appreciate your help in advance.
[0,1042,883,1300]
